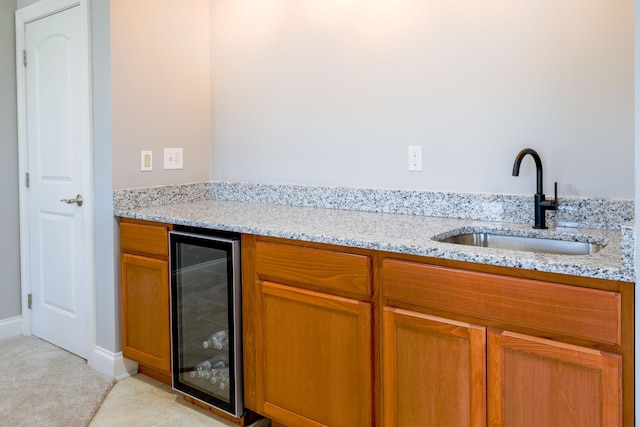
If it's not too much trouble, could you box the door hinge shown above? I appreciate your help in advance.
[23,50,27,67]
[28,294,32,309]
[25,172,29,188]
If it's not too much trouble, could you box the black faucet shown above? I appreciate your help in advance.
[512,148,558,229]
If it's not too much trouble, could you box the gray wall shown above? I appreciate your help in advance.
[209,0,634,199]
[91,0,118,353]
[0,0,21,322]
[110,0,211,190]
[16,0,35,8]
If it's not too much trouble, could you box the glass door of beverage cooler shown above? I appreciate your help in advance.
[169,230,242,417]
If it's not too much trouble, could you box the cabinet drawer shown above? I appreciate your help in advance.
[255,241,372,298]
[120,221,170,257]
[382,259,621,345]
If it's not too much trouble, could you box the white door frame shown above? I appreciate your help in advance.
[15,0,94,353]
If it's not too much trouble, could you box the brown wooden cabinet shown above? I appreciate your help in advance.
[488,329,622,426]
[381,258,629,427]
[240,235,633,426]
[244,236,373,427]
[381,307,486,426]
[381,305,623,427]
[119,219,173,384]
[257,281,372,427]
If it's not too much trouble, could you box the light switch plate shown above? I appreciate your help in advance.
[164,148,183,170]
[140,150,152,172]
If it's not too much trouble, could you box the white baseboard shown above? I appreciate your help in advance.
[0,316,23,340]
[89,345,139,380]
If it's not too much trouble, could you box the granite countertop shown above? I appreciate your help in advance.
[116,197,634,282]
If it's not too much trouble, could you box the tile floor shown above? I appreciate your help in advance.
[90,374,266,427]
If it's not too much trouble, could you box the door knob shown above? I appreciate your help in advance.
[60,194,83,207]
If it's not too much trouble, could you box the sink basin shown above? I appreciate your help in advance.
[436,231,604,255]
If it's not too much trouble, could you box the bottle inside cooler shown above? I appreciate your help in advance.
[203,330,229,350]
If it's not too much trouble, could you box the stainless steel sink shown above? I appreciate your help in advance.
[436,232,604,255]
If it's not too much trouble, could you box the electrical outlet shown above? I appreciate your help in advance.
[408,146,422,171]
[164,148,183,170]
[140,150,152,172]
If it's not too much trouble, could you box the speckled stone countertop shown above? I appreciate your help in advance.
[114,183,635,282]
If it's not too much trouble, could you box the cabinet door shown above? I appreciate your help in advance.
[120,253,170,372]
[256,281,372,427]
[488,329,622,427]
[382,307,487,427]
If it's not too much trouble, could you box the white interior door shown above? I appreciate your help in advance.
[21,3,92,359]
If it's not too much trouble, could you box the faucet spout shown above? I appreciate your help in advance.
[512,148,543,195]
[512,148,558,229]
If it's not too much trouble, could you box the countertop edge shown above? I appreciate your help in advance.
[115,199,635,283]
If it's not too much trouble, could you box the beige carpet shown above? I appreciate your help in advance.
[0,335,115,427]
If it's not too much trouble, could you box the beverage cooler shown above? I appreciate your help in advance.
[169,228,243,418]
